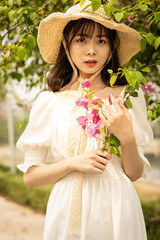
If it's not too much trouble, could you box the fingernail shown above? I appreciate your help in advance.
[108,94,112,105]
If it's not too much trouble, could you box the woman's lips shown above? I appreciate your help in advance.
[84,60,97,67]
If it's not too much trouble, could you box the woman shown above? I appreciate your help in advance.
[17,1,153,239]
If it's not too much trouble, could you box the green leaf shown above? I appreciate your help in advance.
[91,104,99,110]
[126,98,132,108]
[17,46,25,61]
[107,69,113,74]
[155,37,160,50]
[110,146,120,155]
[125,71,137,88]
[79,0,87,7]
[98,99,103,106]
[103,5,114,15]
[84,89,93,99]
[8,10,16,22]
[145,33,154,45]
[140,4,148,12]
[30,12,37,22]
[154,12,160,22]
[0,6,10,14]
[10,72,23,81]
[141,67,151,73]
[91,0,101,12]
[140,38,147,52]
[110,74,117,87]
[115,12,124,22]
[110,134,120,147]
[157,22,160,30]
[130,92,138,97]
[80,4,91,12]
[16,0,22,6]
[27,35,36,49]
[24,66,32,77]
[99,126,107,136]
[8,0,14,8]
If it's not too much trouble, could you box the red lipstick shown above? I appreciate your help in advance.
[84,59,97,67]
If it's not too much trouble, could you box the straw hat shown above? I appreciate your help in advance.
[37,0,142,66]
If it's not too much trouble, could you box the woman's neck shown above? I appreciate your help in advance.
[64,72,107,93]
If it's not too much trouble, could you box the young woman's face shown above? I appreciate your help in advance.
[69,24,111,79]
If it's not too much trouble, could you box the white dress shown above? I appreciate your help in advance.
[17,87,153,240]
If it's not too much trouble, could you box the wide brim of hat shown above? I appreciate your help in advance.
[37,10,142,66]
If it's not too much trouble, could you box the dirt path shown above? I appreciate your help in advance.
[0,196,45,240]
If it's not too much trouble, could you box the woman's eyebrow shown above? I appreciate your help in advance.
[75,33,88,37]
[96,35,108,38]
[75,34,108,38]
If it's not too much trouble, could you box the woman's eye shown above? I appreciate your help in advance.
[98,39,106,44]
[77,38,85,43]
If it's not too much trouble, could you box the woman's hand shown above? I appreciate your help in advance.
[68,149,111,174]
[100,93,135,144]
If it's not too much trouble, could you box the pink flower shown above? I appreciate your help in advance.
[144,24,149,29]
[92,98,99,105]
[81,80,91,89]
[77,116,88,130]
[86,124,100,137]
[140,82,155,94]
[97,119,104,127]
[128,14,134,23]
[76,97,88,110]
[92,98,103,107]
[145,17,151,29]
[93,114,101,124]
[121,22,126,25]
[87,109,99,119]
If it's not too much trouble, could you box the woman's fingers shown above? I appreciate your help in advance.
[95,149,111,159]
[99,106,111,125]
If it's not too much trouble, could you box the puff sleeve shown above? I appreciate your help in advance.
[128,87,154,179]
[16,91,55,173]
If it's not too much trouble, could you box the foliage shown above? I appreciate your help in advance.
[142,199,160,240]
[0,164,53,212]
[0,163,160,238]
[0,109,28,145]
[77,0,160,121]
[0,0,73,98]
[0,0,159,118]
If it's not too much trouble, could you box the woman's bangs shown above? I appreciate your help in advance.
[66,19,109,44]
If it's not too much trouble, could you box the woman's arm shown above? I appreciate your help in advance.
[24,149,110,188]
[100,93,144,182]
[23,160,74,188]
[120,134,143,182]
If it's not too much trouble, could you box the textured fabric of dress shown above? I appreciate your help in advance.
[17,87,153,240]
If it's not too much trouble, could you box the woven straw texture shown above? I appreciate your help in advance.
[37,1,142,66]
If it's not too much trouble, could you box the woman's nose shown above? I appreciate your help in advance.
[86,41,96,55]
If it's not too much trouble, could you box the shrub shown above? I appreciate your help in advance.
[142,200,160,240]
[0,164,160,239]
[0,164,53,212]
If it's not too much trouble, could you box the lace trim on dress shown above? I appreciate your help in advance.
[17,146,48,173]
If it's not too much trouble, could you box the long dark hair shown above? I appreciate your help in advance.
[47,18,127,92]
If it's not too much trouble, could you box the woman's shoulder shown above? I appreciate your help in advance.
[29,90,59,117]
[36,90,55,100]
[33,90,58,106]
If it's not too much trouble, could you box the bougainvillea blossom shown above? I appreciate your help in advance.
[128,14,134,23]
[77,116,88,129]
[76,97,89,110]
[86,124,100,137]
[140,82,155,94]
[81,80,91,89]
